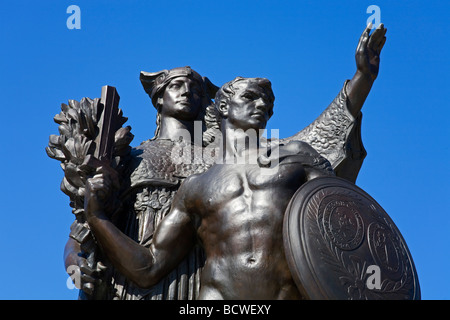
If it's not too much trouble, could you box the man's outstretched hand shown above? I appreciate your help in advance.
[346,23,387,118]
[355,23,387,81]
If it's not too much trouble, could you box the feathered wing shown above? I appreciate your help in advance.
[276,81,367,183]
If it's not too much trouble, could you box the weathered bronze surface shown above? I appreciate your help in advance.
[45,24,418,300]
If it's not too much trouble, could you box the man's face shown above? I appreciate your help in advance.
[160,76,203,121]
[225,80,274,131]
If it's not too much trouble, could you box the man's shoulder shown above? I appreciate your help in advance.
[281,140,320,156]
[278,140,335,176]
[182,172,202,185]
[179,172,207,195]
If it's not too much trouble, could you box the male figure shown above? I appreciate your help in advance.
[84,77,334,299]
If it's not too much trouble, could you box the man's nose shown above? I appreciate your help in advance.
[255,98,268,111]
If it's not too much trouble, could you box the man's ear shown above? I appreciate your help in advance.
[218,101,228,118]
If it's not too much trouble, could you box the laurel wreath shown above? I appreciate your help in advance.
[46,95,134,299]
[46,97,133,215]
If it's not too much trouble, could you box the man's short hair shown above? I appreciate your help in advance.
[214,77,275,118]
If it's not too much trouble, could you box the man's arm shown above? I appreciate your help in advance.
[277,24,386,182]
[298,142,336,181]
[346,23,387,118]
[84,167,196,289]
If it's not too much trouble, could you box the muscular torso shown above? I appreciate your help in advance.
[187,149,310,299]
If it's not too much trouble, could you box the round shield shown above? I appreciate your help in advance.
[283,176,420,300]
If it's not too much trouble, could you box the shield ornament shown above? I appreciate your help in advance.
[283,176,420,300]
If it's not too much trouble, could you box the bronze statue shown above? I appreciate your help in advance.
[47,23,420,299]
[83,76,334,299]
[51,67,219,299]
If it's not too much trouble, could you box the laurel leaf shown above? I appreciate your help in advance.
[65,163,84,188]
[53,112,67,125]
[48,134,60,147]
[93,98,103,122]
[82,139,94,157]
[77,105,89,135]
[68,99,79,110]
[116,109,128,127]
[60,176,78,198]
[45,146,55,158]
[46,146,66,161]
[84,102,98,139]
[61,102,69,114]
[73,134,87,164]
[114,126,134,156]
[58,123,71,137]
[48,91,133,221]
[67,107,79,123]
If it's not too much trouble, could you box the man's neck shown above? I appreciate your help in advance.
[221,123,261,162]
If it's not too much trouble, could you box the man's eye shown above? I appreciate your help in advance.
[242,93,255,100]
[169,84,181,89]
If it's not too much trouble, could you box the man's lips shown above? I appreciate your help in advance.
[251,112,265,119]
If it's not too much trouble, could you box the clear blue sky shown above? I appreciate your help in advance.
[0,0,448,300]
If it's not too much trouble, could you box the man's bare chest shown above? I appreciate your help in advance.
[200,162,306,209]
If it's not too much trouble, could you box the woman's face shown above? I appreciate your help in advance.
[160,76,203,121]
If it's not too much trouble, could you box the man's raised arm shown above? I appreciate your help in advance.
[84,166,197,289]
[346,23,387,118]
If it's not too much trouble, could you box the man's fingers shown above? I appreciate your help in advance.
[80,260,97,277]
[81,273,97,284]
[376,36,387,55]
[356,23,372,52]
[89,175,112,190]
[82,283,95,296]
[372,26,387,55]
[95,166,120,190]
[92,167,118,190]
[368,24,385,49]
[365,22,373,34]
[86,176,111,202]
